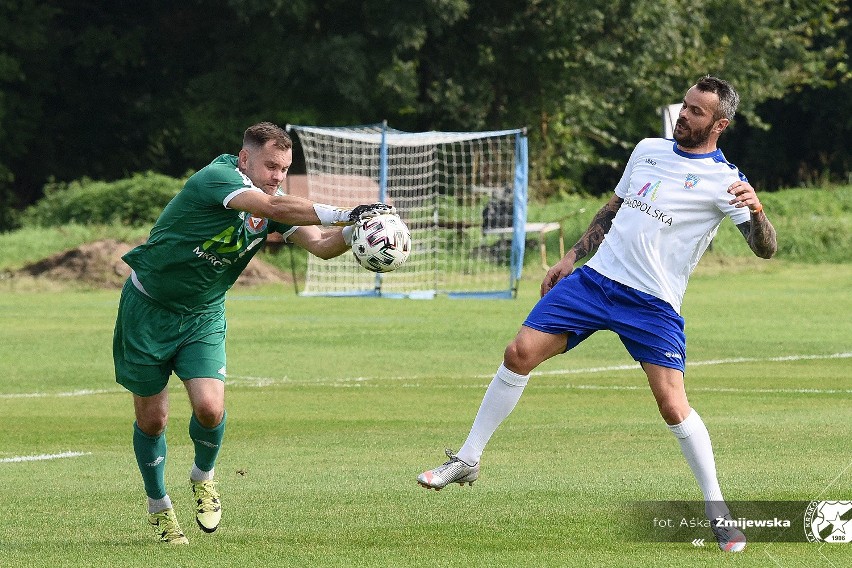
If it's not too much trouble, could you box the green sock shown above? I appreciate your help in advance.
[189,411,226,473]
[133,422,167,500]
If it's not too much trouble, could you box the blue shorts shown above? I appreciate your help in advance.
[524,266,686,372]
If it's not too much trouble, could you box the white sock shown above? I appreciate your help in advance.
[667,409,730,520]
[456,363,529,465]
[190,464,214,482]
[147,494,173,514]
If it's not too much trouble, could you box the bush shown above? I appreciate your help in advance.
[708,185,851,263]
[528,185,852,265]
[0,187,21,232]
[24,172,185,227]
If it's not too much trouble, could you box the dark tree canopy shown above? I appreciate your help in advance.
[0,0,847,229]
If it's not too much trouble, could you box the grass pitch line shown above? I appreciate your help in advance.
[532,351,852,378]
[227,351,852,394]
[0,451,92,464]
[0,388,122,399]
[1,352,848,399]
[561,384,852,395]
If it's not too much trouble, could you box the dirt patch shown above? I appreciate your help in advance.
[17,239,291,289]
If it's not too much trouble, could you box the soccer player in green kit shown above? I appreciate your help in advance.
[113,122,393,544]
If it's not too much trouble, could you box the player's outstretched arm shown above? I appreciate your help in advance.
[230,191,336,225]
[728,181,777,259]
[230,192,394,227]
[286,226,351,260]
[541,195,623,296]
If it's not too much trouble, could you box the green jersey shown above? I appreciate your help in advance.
[123,154,294,314]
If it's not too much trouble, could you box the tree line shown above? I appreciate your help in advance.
[0,0,848,231]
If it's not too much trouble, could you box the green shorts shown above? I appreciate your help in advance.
[113,280,227,397]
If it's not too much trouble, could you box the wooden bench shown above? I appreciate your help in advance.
[483,222,564,270]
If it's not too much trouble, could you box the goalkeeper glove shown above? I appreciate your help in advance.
[349,203,396,222]
[313,202,396,226]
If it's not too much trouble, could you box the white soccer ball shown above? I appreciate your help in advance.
[351,213,411,273]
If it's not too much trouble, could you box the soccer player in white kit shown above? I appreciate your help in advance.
[417,76,777,553]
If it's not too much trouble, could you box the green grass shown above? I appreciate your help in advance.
[0,262,850,567]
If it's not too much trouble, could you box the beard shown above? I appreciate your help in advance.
[673,120,714,149]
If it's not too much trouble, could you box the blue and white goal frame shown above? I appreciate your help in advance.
[287,122,529,299]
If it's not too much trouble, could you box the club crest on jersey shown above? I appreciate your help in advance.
[245,215,268,234]
[684,173,701,190]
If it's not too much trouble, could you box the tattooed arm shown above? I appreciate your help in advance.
[540,195,623,296]
[736,210,778,259]
[728,180,777,259]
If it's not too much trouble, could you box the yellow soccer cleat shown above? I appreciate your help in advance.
[191,479,222,533]
[148,508,189,544]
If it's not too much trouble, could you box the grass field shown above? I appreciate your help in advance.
[1,259,850,567]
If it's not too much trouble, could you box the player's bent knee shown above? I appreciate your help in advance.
[191,398,225,428]
[193,407,224,429]
[657,401,691,425]
[136,415,168,436]
[503,341,536,375]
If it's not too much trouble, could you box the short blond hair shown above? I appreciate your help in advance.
[243,122,292,151]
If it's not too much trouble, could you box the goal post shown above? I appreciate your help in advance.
[287,122,528,299]
[660,103,682,138]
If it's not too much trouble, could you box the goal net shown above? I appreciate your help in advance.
[287,123,528,298]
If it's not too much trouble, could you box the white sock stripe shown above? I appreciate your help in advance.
[496,363,530,387]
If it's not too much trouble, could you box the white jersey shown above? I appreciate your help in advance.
[585,138,751,313]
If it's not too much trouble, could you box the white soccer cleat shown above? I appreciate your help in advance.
[711,517,747,552]
[417,449,480,490]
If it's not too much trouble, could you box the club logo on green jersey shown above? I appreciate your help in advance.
[245,215,268,234]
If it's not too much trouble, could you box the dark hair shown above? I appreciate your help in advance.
[243,122,292,151]
[695,76,739,121]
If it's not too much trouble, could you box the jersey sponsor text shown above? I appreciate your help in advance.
[624,198,673,226]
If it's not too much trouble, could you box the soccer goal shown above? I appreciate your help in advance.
[287,122,529,299]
